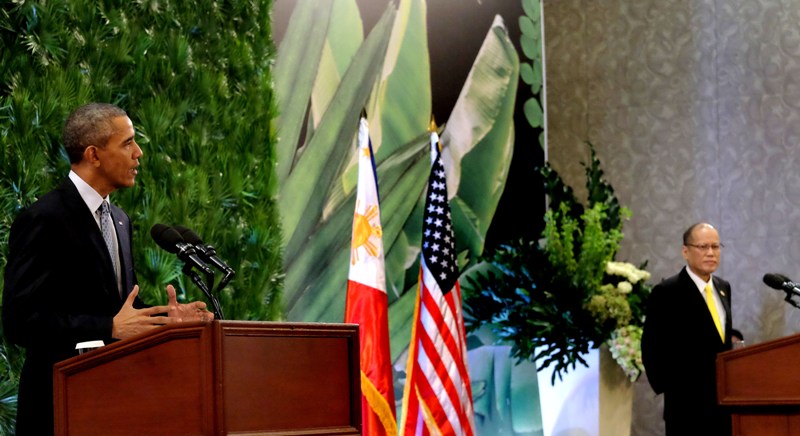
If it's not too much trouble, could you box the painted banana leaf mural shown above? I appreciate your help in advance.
[275,0,518,351]
[273,0,538,432]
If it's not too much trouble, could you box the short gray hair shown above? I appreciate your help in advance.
[683,222,716,245]
[63,103,128,164]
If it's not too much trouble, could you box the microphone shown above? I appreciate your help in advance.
[151,224,223,320]
[173,225,235,295]
[763,273,800,304]
[172,225,235,274]
[150,224,214,277]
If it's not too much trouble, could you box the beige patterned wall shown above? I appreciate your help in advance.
[543,0,800,434]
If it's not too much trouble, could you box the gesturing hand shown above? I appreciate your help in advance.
[166,284,214,323]
[112,285,173,340]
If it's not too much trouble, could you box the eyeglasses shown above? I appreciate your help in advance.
[685,243,724,252]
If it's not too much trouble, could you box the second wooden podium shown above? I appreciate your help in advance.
[717,333,800,435]
[53,321,361,435]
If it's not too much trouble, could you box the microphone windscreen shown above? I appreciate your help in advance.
[150,224,183,253]
[763,273,790,290]
[173,225,204,245]
[150,224,170,243]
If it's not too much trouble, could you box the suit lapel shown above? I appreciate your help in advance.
[109,204,133,298]
[57,179,121,301]
[713,276,731,315]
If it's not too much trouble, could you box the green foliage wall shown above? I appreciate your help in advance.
[0,0,282,429]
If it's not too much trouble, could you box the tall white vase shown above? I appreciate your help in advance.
[536,345,635,436]
[536,348,599,436]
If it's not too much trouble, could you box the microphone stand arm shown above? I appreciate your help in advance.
[216,269,235,295]
[785,293,800,309]
[183,264,224,320]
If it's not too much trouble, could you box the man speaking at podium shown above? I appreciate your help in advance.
[642,222,732,435]
[2,103,213,435]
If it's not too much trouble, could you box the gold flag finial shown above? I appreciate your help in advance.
[428,116,442,153]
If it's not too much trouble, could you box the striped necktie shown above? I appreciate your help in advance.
[98,201,121,296]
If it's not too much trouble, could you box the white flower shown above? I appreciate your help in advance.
[617,281,633,294]
[606,261,651,284]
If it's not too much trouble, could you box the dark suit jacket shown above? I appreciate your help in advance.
[641,267,732,436]
[3,178,140,435]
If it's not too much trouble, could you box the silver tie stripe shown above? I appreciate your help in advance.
[98,201,120,295]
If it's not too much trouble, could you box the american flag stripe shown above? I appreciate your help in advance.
[412,289,473,435]
[419,290,472,428]
[415,348,458,434]
[417,338,467,435]
[419,284,471,408]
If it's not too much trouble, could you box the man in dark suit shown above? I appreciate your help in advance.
[642,222,732,436]
[2,103,213,435]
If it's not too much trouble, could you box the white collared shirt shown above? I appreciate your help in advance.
[68,170,122,293]
[686,266,726,336]
[69,171,106,226]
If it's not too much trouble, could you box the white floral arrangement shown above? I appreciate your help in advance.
[601,261,650,382]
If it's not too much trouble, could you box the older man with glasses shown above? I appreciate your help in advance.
[642,222,733,436]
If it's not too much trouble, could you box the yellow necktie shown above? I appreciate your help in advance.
[705,284,724,341]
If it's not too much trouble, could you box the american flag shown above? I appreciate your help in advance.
[346,117,397,436]
[400,131,475,435]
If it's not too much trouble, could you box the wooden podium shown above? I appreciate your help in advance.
[717,333,800,435]
[53,321,361,435]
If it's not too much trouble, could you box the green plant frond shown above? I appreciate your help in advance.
[140,247,181,284]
